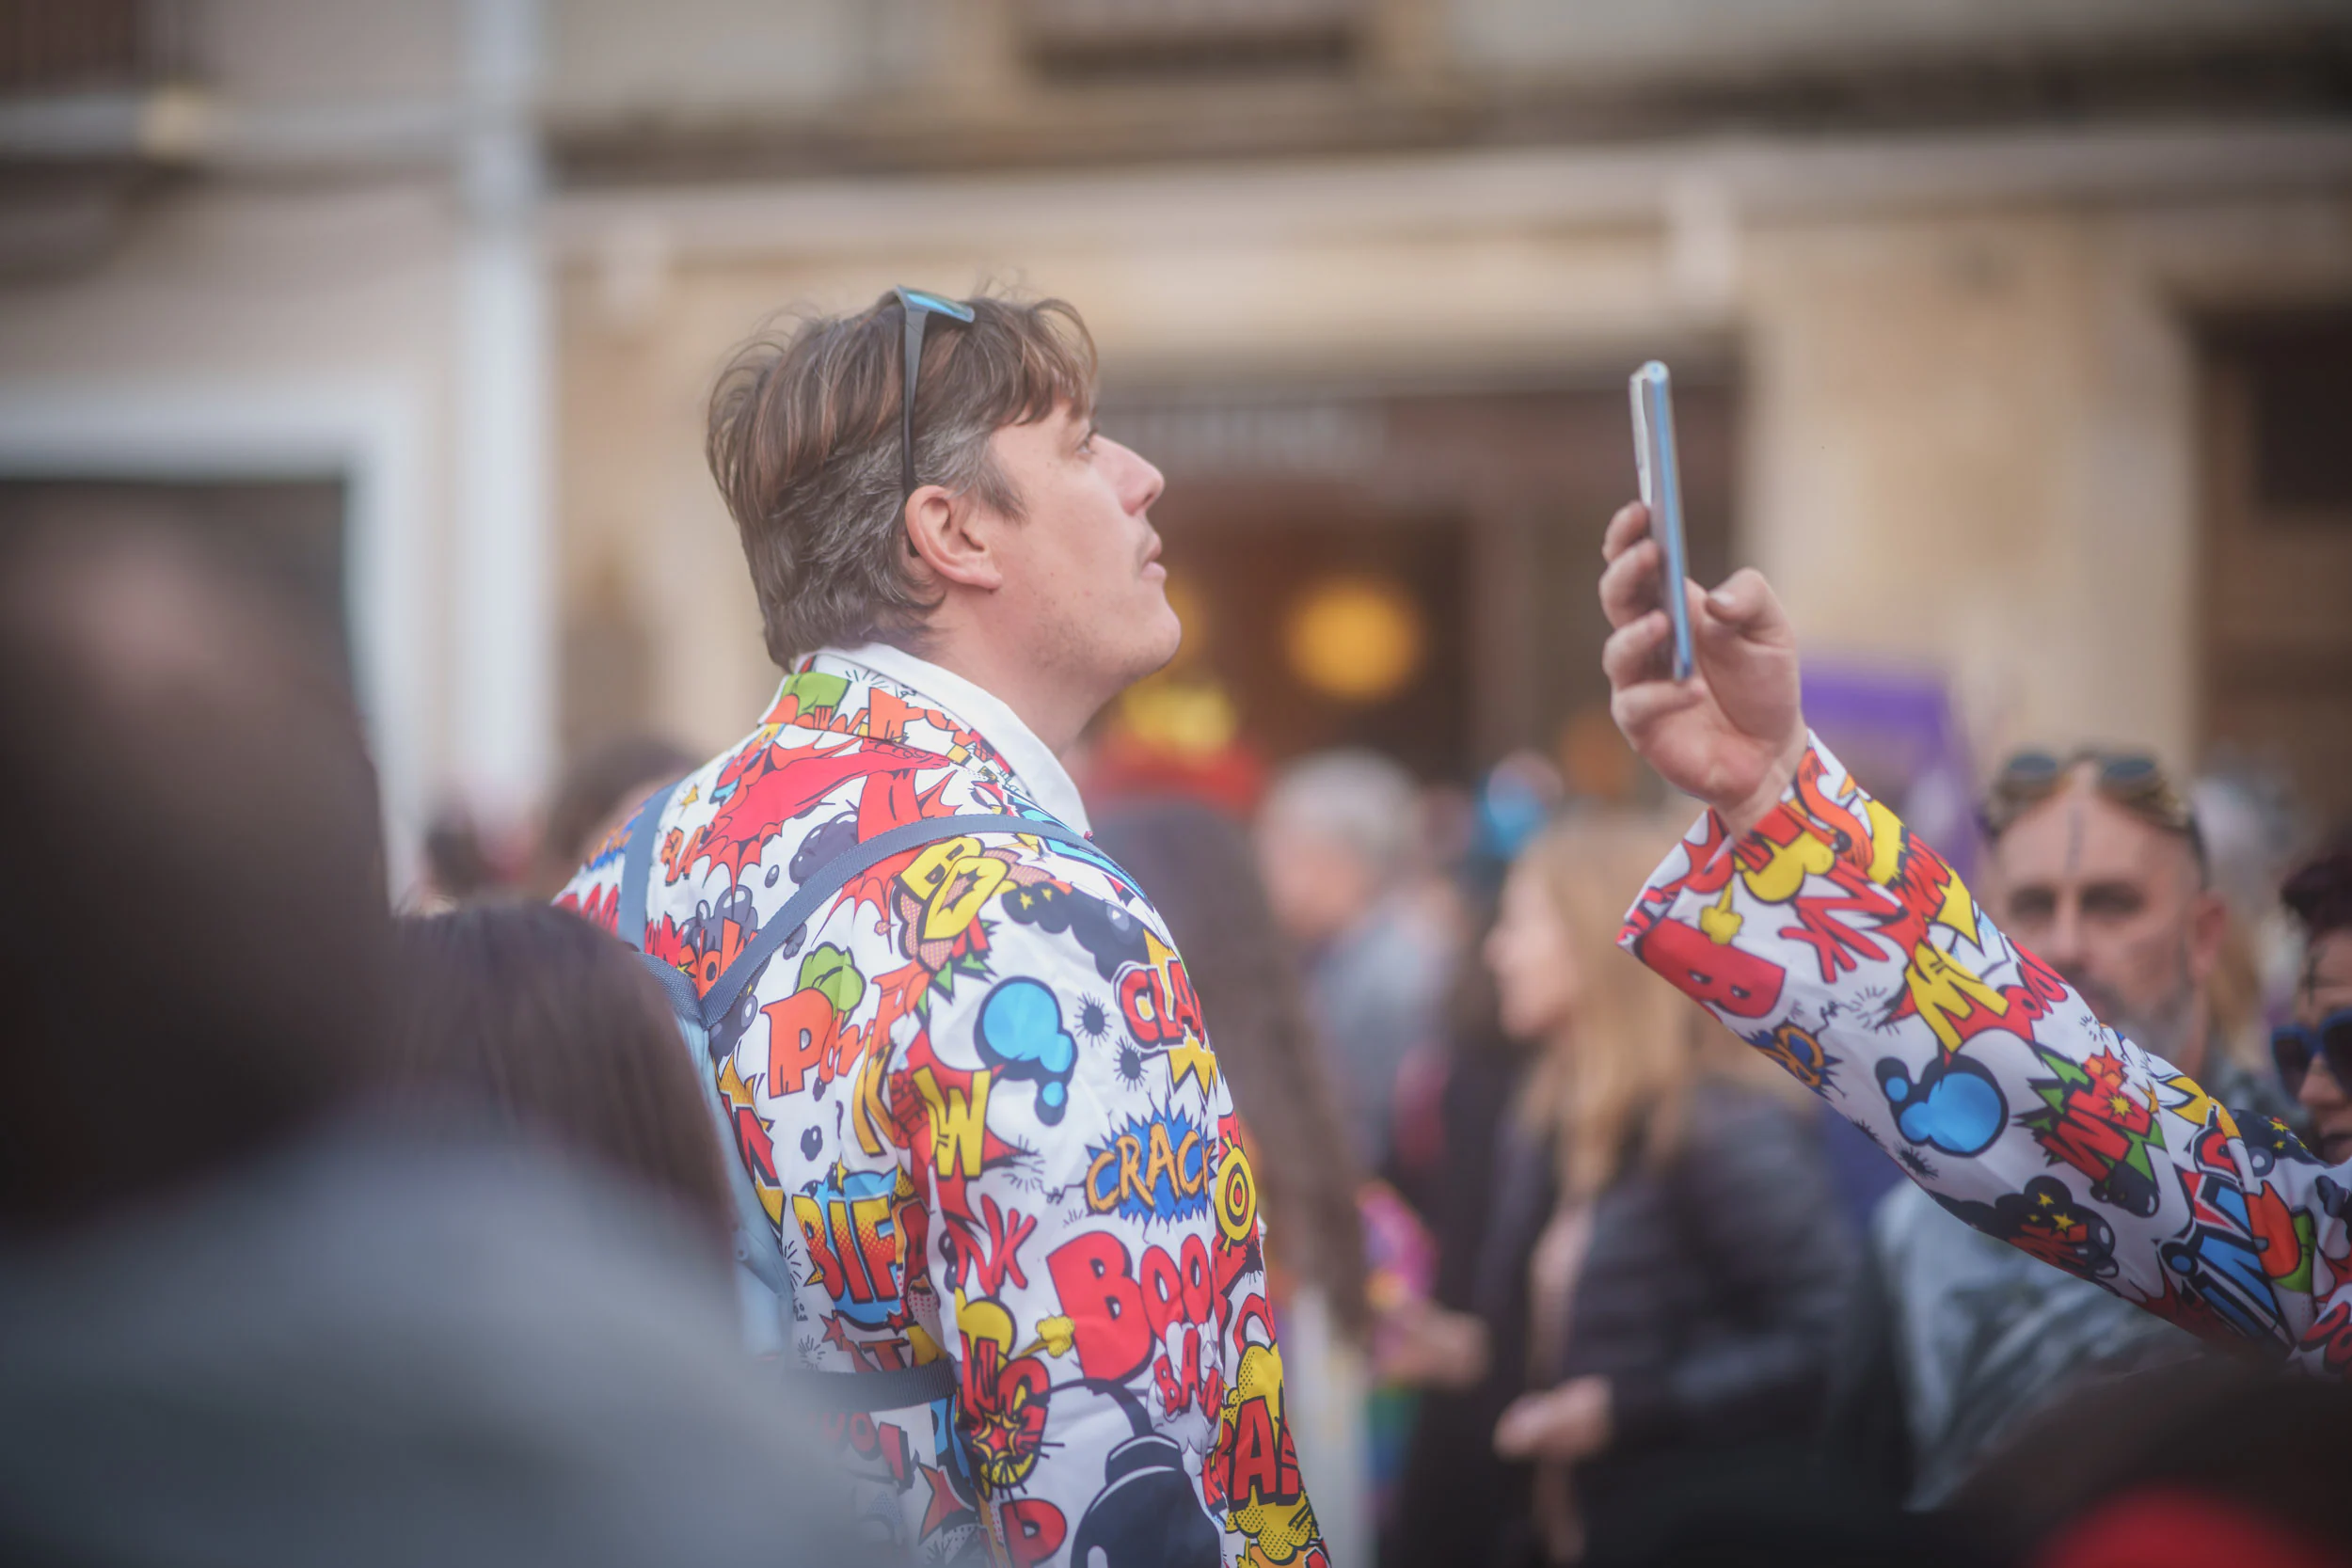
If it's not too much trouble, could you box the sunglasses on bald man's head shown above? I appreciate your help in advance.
[1979,747,2205,873]
[2272,1011,2352,1100]
[894,287,977,504]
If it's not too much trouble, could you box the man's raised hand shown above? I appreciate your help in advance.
[1598,501,1806,836]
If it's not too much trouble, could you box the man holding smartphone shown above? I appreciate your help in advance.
[1597,501,2352,1377]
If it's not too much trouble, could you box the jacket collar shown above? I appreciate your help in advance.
[808,641,1092,834]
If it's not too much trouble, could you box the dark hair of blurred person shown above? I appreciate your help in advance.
[2278,843,2352,1164]
[1949,1359,2352,1568]
[529,734,700,898]
[1093,798,1376,1562]
[421,803,503,908]
[1391,816,1854,1568]
[391,903,730,1244]
[0,523,392,1229]
[1093,800,1368,1327]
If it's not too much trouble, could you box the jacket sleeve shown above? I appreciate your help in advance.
[1613,1097,1858,1448]
[886,856,1323,1568]
[1619,736,2352,1375]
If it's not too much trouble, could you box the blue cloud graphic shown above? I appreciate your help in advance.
[1877,1053,2005,1157]
[977,976,1078,1125]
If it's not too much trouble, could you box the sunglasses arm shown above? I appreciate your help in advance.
[900,308,929,502]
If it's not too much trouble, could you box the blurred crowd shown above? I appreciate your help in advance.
[5,0,2347,1553]
[1088,728,2352,1567]
[10,505,2351,1568]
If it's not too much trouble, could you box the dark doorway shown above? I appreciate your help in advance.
[1152,490,1469,780]
[1099,372,1738,787]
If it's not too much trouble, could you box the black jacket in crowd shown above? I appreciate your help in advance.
[1392,1074,1859,1568]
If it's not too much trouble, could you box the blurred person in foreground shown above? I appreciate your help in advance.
[1828,749,2299,1507]
[0,527,850,1567]
[1595,498,2352,1380]
[1259,749,1456,1173]
[391,902,734,1243]
[555,289,1320,1567]
[1389,817,1855,1567]
[1093,799,1376,1568]
[1949,1358,2352,1568]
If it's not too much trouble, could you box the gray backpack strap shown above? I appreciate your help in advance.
[646,956,804,1303]
[693,811,1098,1033]
[615,777,683,955]
[611,776,799,1300]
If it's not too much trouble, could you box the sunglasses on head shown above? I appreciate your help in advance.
[2274,1011,2352,1100]
[894,287,977,504]
[1979,747,2205,870]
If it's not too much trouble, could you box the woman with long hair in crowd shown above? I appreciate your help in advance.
[1091,799,1378,1566]
[1391,816,1856,1567]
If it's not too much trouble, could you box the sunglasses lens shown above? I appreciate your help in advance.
[2004,751,2060,779]
[2274,1029,2313,1090]
[1996,752,2063,795]
[2096,756,2168,804]
[2324,1018,2352,1086]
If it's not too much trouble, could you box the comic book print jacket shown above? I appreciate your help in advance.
[1623,735,2352,1378]
[558,644,1322,1568]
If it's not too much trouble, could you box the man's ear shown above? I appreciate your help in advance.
[903,483,1003,594]
[2187,885,2231,983]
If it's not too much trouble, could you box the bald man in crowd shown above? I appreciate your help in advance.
[1830,748,2298,1506]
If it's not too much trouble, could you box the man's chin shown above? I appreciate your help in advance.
[1136,604,1184,678]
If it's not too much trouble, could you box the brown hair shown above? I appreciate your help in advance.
[1508,816,1794,1202]
[706,289,1099,665]
[2284,846,2352,943]
[391,904,732,1244]
[1093,800,1373,1336]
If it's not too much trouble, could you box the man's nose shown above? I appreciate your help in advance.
[2042,897,2085,968]
[2300,1056,2348,1110]
[1107,437,1164,514]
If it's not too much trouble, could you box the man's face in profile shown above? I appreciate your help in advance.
[978,402,1180,702]
[1990,776,2225,1075]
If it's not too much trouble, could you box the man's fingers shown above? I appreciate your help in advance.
[1700,567,1792,643]
[1601,610,1673,689]
[1597,536,1664,630]
[1610,677,1704,738]
[1600,500,1650,562]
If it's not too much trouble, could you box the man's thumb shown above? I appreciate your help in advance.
[1704,568,1784,635]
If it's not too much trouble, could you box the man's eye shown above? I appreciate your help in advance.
[2008,890,2058,924]
[2082,884,2145,920]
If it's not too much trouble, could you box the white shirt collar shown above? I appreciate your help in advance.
[823,641,1092,834]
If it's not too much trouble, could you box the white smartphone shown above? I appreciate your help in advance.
[1629,361,1694,682]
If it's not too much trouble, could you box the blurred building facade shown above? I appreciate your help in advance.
[3,0,2349,876]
